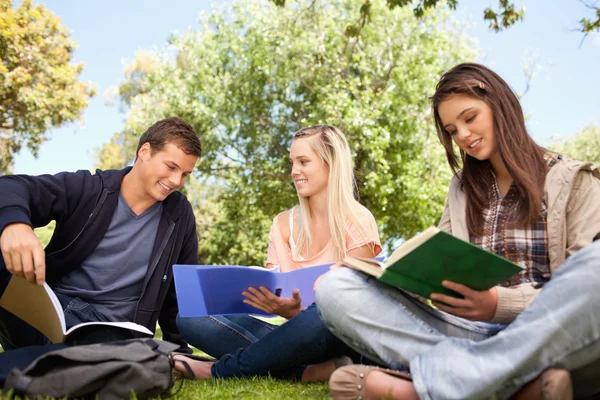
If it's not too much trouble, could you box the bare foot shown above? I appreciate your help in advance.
[173,356,215,380]
[364,370,419,400]
[302,360,337,382]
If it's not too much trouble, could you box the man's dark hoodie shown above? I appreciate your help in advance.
[0,167,198,352]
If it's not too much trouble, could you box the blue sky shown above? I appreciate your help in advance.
[12,0,600,175]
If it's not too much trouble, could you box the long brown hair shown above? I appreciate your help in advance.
[431,63,547,237]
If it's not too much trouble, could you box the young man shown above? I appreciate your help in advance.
[0,117,201,353]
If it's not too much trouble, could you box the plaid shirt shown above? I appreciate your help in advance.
[472,157,559,288]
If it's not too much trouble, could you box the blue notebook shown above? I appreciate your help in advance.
[173,263,332,317]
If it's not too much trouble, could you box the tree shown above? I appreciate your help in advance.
[579,0,600,35]
[271,0,600,36]
[0,0,95,174]
[101,0,477,265]
[96,50,161,170]
[549,124,600,164]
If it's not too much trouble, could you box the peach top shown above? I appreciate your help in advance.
[266,204,382,272]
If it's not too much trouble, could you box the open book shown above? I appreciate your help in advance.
[0,276,153,344]
[341,227,523,299]
[174,263,333,317]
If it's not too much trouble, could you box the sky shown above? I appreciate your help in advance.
[12,0,600,175]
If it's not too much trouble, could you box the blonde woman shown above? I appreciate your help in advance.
[174,125,382,380]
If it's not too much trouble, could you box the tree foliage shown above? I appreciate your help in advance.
[34,220,56,247]
[0,0,95,174]
[549,124,600,164]
[579,1,600,35]
[96,51,162,170]
[272,0,600,35]
[100,0,477,265]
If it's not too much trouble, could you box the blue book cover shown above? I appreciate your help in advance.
[173,263,332,317]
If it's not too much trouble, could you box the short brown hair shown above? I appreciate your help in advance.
[135,117,201,160]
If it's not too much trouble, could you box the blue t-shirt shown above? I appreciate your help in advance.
[53,192,162,322]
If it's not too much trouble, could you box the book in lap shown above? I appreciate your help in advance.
[341,226,523,299]
[173,263,333,317]
[0,276,153,344]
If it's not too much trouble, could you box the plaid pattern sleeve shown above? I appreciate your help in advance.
[472,157,559,288]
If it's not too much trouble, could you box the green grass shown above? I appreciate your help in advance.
[1,381,329,400]
[170,378,329,399]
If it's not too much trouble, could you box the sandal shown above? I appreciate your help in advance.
[329,364,412,400]
[170,353,215,379]
[171,352,215,362]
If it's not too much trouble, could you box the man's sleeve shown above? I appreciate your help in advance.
[0,171,90,233]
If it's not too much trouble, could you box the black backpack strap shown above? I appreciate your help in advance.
[143,338,160,351]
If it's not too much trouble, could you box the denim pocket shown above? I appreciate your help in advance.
[63,297,108,327]
[66,297,90,311]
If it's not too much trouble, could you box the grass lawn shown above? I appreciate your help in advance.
[0,319,332,399]
[1,381,329,400]
[170,378,329,399]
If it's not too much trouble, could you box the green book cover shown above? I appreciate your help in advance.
[343,227,523,299]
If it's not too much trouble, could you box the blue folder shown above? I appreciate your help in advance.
[173,263,332,317]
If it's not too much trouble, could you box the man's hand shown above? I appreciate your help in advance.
[242,286,302,319]
[0,223,46,285]
[430,281,498,321]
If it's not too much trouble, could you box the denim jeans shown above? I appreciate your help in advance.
[316,240,600,399]
[176,314,278,358]
[179,303,369,380]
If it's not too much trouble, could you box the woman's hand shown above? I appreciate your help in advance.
[430,281,498,321]
[242,286,302,319]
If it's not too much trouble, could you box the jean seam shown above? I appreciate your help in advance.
[66,298,90,311]
[247,317,278,330]
[207,316,265,345]
[410,358,431,400]
[321,317,384,366]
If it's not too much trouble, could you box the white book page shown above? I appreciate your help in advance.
[65,321,153,337]
[385,226,441,269]
[42,282,67,333]
[342,257,385,278]
[248,265,280,272]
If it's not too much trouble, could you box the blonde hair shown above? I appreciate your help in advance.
[292,125,370,260]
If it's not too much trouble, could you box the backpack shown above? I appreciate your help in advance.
[3,338,180,400]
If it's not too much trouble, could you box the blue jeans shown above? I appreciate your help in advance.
[177,314,278,358]
[316,240,600,399]
[178,304,370,380]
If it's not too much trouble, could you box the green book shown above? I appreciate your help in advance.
[341,226,523,299]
